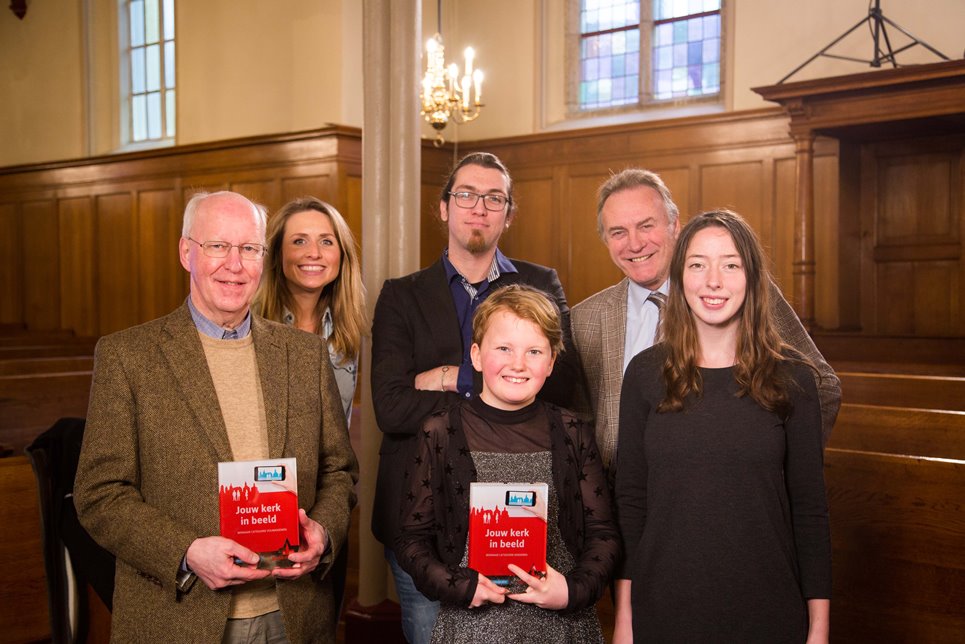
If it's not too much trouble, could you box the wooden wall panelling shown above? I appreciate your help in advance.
[419,145,465,270]
[345,174,363,255]
[877,151,954,241]
[862,137,964,336]
[813,152,840,331]
[21,200,61,331]
[420,181,446,270]
[59,197,97,337]
[561,166,621,306]
[182,183,228,207]
[227,179,280,215]
[837,142,863,331]
[279,174,335,210]
[0,202,23,325]
[137,189,185,323]
[500,171,555,271]
[859,143,879,334]
[773,157,797,300]
[654,167,691,224]
[95,193,139,336]
[909,261,959,336]
[550,165,572,291]
[699,160,768,243]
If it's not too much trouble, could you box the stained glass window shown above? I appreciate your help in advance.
[126,0,175,143]
[577,0,721,110]
[578,0,641,110]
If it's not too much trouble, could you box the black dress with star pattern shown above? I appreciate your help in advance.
[394,396,621,613]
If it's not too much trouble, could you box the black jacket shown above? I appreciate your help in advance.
[370,257,583,544]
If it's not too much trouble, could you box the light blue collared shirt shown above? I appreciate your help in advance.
[282,306,357,424]
[186,297,251,340]
[623,279,669,373]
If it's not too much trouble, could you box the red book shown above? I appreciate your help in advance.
[218,457,299,569]
[468,482,548,587]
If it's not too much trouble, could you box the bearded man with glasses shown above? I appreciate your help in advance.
[370,152,584,644]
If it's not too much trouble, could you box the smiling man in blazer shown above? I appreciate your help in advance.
[370,152,582,644]
[572,169,841,478]
[75,191,358,643]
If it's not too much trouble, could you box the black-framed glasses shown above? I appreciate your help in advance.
[448,190,510,211]
[186,237,266,260]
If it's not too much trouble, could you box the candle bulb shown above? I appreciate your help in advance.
[473,69,483,103]
[464,47,475,77]
[448,63,459,95]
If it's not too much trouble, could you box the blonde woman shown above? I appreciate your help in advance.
[255,196,365,422]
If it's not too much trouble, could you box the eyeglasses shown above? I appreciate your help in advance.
[448,191,510,211]
[186,237,266,260]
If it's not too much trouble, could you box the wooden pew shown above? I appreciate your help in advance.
[0,456,50,644]
[0,372,93,454]
[825,449,965,642]
[831,403,965,460]
[838,372,965,412]
[826,391,965,643]
[0,356,94,376]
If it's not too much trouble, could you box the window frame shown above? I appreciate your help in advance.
[568,0,725,118]
[118,0,176,149]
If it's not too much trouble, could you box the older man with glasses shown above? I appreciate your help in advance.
[75,190,358,643]
[370,152,584,644]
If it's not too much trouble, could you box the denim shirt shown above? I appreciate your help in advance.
[283,307,357,425]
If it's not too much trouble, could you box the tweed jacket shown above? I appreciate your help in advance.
[74,304,359,643]
[572,277,841,470]
[370,256,582,546]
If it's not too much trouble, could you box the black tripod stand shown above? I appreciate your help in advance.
[779,0,950,83]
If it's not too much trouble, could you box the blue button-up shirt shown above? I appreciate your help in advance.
[187,297,251,339]
[442,248,518,397]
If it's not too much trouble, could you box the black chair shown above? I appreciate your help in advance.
[26,417,114,644]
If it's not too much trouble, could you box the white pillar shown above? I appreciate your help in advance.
[357,0,421,608]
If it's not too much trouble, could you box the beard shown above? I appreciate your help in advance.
[465,229,491,255]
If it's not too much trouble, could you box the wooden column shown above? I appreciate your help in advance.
[350,0,420,640]
[792,130,816,329]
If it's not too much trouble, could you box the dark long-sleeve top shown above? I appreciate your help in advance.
[394,398,621,613]
[370,256,584,545]
[615,344,830,640]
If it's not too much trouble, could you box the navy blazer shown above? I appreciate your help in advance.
[370,257,583,545]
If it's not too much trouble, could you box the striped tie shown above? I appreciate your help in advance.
[647,291,666,341]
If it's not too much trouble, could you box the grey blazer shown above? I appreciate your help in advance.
[75,304,358,643]
[572,278,841,470]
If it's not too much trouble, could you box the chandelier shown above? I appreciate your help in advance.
[420,2,484,145]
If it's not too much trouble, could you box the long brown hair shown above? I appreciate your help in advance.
[254,197,366,363]
[658,209,807,417]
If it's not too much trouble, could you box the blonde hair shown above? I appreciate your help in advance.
[254,197,366,362]
[472,284,564,357]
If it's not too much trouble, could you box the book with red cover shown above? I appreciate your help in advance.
[468,482,548,587]
[218,457,299,569]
